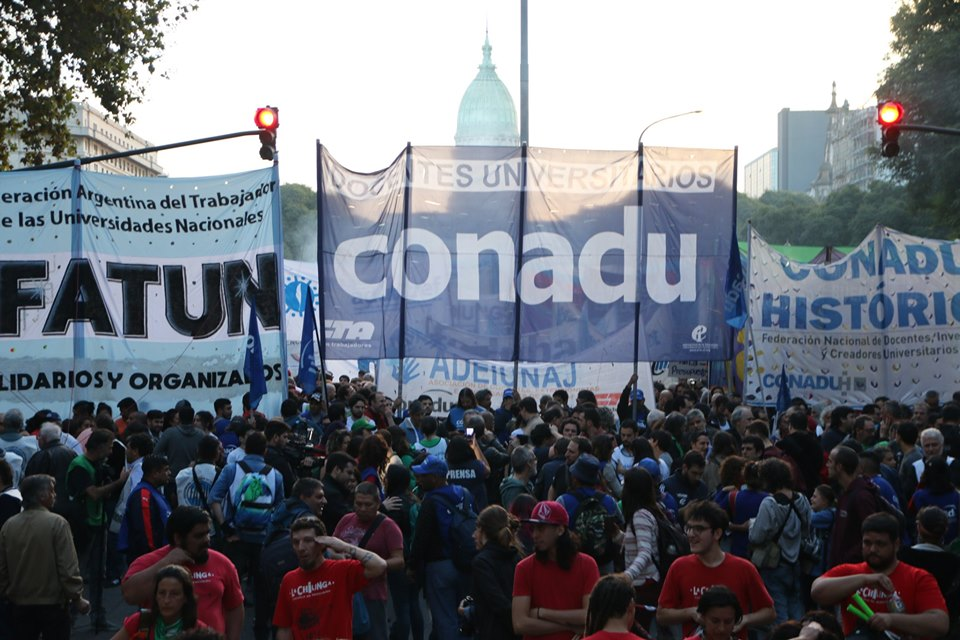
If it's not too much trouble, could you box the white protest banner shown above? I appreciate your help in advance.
[283,260,652,414]
[0,167,287,416]
[744,226,960,407]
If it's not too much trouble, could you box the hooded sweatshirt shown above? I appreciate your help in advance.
[155,425,204,476]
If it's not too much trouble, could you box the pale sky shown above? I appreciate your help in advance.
[128,0,900,189]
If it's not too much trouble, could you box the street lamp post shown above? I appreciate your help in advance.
[633,109,703,421]
[638,109,703,146]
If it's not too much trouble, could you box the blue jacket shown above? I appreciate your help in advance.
[209,454,285,543]
[118,481,171,557]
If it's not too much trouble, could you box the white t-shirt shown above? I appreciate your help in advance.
[0,450,24,487]
[109,457,144,533]
[226,447,246,465]
[0,435,38,472]
[176,463,220,509]
[611,445,635,481]
[414,437,447,458]
[60,433,84,455]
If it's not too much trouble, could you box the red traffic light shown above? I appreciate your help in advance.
[254,106,279,130]
[878,101,904,126]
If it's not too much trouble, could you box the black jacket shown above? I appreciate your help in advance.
[321,476,353,535]
[471,542,521,640]
[264,445,297,497]
[777,430,823,496]
[24,441,77,518]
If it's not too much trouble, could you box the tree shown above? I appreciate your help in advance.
[0,0,196,169]
[281,183,318,261]
[746,191,819,244]
[737,181,936,246]
[877,0,960,236]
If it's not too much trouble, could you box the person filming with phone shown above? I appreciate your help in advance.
[446,426,492,511]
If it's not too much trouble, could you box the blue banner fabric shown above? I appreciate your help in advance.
[318,145,737,363]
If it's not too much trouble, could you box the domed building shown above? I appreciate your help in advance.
[455,33,520,147]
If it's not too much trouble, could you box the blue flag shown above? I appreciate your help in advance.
[298,288,319,396]
[724,233,747,329]
[244,301,267,410]
[776,364,791,415]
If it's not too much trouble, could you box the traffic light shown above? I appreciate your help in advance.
[877,101,904,158]
[254,106,279,161]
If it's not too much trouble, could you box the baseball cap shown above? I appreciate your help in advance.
[36,409,62,423]
[309,391,324,403]
[411,454,448,476]
[350,418,376,433]
[637,457,661,481]
[634,389,645,401]
[503,389,514,398]
[523,501,569,527]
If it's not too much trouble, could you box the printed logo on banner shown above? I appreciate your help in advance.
[760,372,867,393]
[324,320,375,342]
[388,360,423,383]
[681,325,720,354]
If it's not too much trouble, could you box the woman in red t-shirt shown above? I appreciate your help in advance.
[582,574,649,640]
[111,565,207,640]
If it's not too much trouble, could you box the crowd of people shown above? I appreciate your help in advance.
[0,373,959,640]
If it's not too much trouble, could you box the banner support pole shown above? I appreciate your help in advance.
[744,221,765,405]
[69,159,83,414]
[397,143,414,402]
[271,156,289,414]
[511,144,530,394]
[316,144,331,409]
[632,143,644,423]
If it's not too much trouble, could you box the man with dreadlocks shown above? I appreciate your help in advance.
[511,500,600,640]
[582,574,647,639]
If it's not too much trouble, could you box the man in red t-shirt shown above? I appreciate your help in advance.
[657,501,774,640]
[812,512,948,639]
[274,515,388,640]
[512,500,600,640]
[333,482,405,640]
[122,506,244,640]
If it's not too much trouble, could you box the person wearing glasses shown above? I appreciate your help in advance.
[657,501,775,640]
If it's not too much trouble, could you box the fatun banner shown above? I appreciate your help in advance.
[318,145,740,363]
[744,226,960,407]
[0,167,287,416]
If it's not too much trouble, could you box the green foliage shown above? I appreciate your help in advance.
[737,181,941,246]
[878,0,960,236]
[0,0,197,169]
[281,183,318,261]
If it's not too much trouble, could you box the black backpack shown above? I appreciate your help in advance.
[432,489,478,572]
[654,513,690,578]
[570,491,616,566]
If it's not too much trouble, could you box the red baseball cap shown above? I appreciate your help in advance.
[523,501,569,527]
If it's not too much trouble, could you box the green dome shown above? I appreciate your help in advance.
[455,34,519,147]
